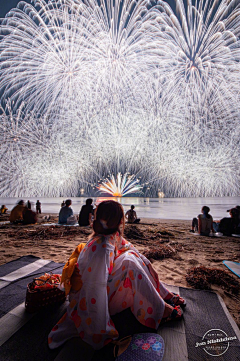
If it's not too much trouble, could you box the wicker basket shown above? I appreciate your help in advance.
[25,277,66,313]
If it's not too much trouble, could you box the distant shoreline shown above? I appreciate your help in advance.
[1,195,239,220]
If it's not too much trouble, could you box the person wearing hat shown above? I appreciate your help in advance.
[213,207,240,235]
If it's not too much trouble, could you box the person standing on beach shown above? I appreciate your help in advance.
[36,200,41,214]
[59,199,73,224]
[78,198,94,226]
[27,200,31,209]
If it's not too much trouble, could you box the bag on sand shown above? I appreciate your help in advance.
[67,215,77,225]
[25,273,66,313]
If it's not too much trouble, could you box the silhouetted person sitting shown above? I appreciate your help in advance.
[191,206,214,236]
[22,207,37,225]
[9,200,25,224]
[36,200,41,214]
[78,198,93,226]
[59,199,73,224]
[125,205,141,224]
[0,205,8,214]
[213,207,240,236]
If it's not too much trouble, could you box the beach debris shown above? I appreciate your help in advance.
[6,226,92,241]
[124,224,173,246]
[124,226,146,240]
[186,266,239,294]
[142,243,182,260]
[166,244,176,253]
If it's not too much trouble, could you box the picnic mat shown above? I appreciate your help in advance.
[0,256,240,361]
[42,223,79,227]
[223,260,240,278]
[117,333,164,360]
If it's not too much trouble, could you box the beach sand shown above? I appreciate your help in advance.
[0,213,239,328]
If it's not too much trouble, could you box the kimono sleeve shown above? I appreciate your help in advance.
[71,240,118,349]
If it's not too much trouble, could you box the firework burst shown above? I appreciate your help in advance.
[97,173,142,197]
[0,0,239,197]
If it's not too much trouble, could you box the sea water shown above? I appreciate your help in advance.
[1,196,239,220]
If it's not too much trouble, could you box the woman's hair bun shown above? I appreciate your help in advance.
[92,200,124,236]
[93,219,105,234]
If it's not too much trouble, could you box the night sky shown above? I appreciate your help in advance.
[0,0,32,18]
[1,0,176,19]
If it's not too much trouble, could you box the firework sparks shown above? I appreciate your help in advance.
[0,0,239,197]
[97,173,142,197]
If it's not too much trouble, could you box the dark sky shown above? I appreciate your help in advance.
[1,0,176,19]
[0,0,32,18]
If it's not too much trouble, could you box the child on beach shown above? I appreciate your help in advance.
[48,200,185,351]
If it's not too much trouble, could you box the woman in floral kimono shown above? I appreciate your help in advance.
[48,200,185,350]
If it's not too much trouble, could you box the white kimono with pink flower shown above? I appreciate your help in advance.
[48,232,169,350]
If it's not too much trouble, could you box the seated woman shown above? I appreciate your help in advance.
[0,205,8,214]
[58,199,73,224]
[78,198,94,226]
[48,200,185,351]
[191,206,214,236]
[9,200,25,223]
[22,207,37,225]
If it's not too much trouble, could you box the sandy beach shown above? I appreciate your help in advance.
[0,212,239,328]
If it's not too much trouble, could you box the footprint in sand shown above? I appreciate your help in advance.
[188,259,199,265]
[162,264,185,276]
